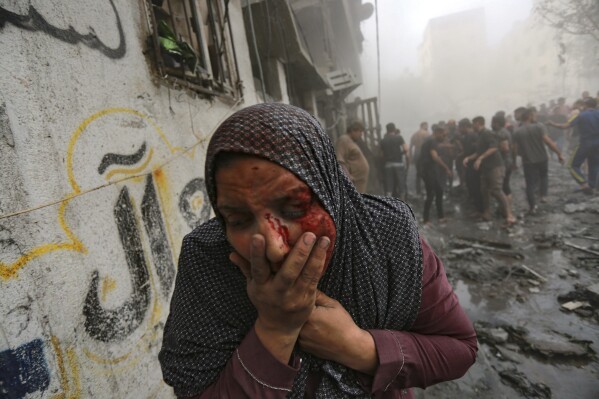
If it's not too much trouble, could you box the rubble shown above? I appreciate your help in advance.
[475,322,594,361]
[413,162,599,398]
[563,197,599,214]
[489,328,509,344]
[524,334,589,358]
[532,232,563,248]
[557,284,599,321]
[560,301,588,311]
[563,241,599,257]
[499,369,551,399]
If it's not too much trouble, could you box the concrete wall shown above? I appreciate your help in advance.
[0,0,257,397]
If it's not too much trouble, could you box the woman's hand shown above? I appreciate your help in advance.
[229,233,330,363]
[298,291,378,375]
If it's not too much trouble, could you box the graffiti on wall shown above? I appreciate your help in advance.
[0,107,212,397]
[83,185,152,342]
[0,339,50,399]
[140,173,176,299]
[179,177,211,230]
[0,0,126,59]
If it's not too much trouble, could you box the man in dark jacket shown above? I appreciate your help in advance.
[380,123,410,200]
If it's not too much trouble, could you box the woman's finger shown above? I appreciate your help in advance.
[276,232,317,287]
[295,236,329,291]
[250,234,271,284]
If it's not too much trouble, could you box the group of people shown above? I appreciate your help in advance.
[334,92,599,229]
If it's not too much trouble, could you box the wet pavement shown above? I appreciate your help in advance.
[405,161,599,398]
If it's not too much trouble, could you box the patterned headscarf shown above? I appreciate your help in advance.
[159,103,423,398]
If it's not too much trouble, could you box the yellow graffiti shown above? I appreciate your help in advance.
[51,336,69,396]
[51,336,82,399]
[1,200,86,280]
[0,107,185,280]
[152,168,179,261]
[191,195,204,212]
[65,108,184,193]
[105,148,154,180]
[83,347,131,365]
[66,348,82,397]
[101,276,117,302]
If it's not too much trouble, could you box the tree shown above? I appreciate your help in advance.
[534,0,599,43]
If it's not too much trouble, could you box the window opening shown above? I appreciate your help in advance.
[146,0,241,98]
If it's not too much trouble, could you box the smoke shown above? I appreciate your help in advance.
[356,0,599,140]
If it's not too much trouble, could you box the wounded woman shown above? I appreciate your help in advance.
[159,103,477,398]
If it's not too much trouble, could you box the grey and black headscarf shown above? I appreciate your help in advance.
[159,103,423,398]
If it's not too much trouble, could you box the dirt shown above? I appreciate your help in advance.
[406,161,599,398]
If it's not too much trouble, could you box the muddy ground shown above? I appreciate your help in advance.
[402,160,599,398]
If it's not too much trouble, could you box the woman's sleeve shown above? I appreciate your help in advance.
[364,237,478,393]
[184,327,300,399]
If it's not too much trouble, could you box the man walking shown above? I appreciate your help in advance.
[463,116,516,226]
[410,122,430,196]
[513,108,564,214]
[549,97,599,194]
[336,121,370,193]
[460,118,484,215]
[380,123,410,200]
[419,124,452,226]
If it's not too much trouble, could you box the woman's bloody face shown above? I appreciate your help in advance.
[215,156,336,273]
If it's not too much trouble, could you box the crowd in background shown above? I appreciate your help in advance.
[335,90,599,227]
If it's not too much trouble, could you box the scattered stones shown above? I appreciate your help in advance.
[477,222,492,230]
[499,369,551,399]
[495,325,596,361]
[475,322,511,346]
[561,301,588,311]
[490,328,509,344]
[563,199,599,214]
[533,232,563,248]
[564,203,589,214]
[558,284,599,318]
[495,347,521,363]
[558,269,568,278]
[567,269,579,277]
[449,248,475,256]
[524,333,589,358]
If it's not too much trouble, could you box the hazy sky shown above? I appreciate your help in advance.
[358,0,533,97]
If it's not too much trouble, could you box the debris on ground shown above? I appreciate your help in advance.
[560,300,589,311]
[563,241,599,257]
[532,232,563,248]
[410,162,599,398]
[498,369,551,399]
[475,322,595,361]
[557,284,599,320]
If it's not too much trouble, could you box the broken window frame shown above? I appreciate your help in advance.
[145,0,242,99]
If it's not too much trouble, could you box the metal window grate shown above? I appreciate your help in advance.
[146,0,242,98]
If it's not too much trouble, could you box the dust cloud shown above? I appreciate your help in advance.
[357,0,599,141]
